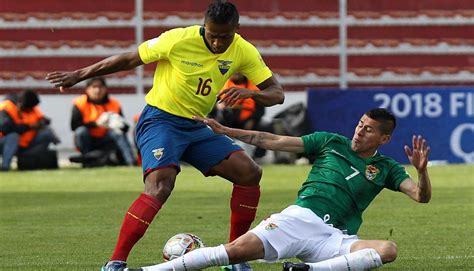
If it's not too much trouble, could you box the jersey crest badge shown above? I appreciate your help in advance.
[365,164,379,181]
[152,148,164,161]
[217,60,232,75]
[265,223,279,231]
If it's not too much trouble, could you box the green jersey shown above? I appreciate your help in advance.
[295,132,410,235]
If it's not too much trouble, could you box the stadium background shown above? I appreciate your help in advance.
[1,0,473,164]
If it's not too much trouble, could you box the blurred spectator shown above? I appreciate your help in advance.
[0,90,60,171]
[69,77,135,167]
[211,73,270,160]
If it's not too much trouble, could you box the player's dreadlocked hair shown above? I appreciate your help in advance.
[205,0,239,25]
[365,108,397,135]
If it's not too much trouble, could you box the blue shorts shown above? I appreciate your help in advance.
[135,105,243,176]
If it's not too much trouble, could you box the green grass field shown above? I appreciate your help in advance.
[0,164,473,270]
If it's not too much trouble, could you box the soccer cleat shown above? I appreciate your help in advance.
[101,260,128,271]
[282,262,310,271]
[124,268,143,271]
[220,262,253,271]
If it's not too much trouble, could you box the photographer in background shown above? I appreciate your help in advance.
[0,90,60,171]
[70,77,135,167]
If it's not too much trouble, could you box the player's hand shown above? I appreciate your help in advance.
[217,87,256,107]
[404,135,430,173]
[45,71,81,92]
[192,116,227,134]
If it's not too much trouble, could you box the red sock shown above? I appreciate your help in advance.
[110,193,162,261]
[229,185,260,242]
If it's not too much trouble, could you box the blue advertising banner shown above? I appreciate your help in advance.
[307,87,474,164]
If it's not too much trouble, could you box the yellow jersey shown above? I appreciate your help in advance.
[138,25,272,119]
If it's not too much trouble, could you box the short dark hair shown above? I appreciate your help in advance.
[365,108,396,135]
[18,89,40,109]
[205,0,239,25]
[86,76,107,87]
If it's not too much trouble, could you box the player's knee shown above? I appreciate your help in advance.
[250,164,262,183]
[144,171,177,202]
[225,242,244,263]
[225,233,264,263]
[379,240,397,263]
[225,240,254,263]
[144,182,174,201]
[241,163,262,186]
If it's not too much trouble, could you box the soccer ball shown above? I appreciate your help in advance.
[162,233,205,261]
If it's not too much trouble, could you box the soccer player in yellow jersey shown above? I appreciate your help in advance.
[46,1,284,271]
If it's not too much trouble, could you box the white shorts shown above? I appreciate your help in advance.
[250,205,358,262]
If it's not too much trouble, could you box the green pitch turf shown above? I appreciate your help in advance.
[0,164,472,270]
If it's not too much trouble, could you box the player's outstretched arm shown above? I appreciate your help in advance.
[45,51,143,92]
[192,116,304,153]
[400,135,432,203]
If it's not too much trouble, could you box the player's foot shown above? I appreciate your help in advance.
[124,268,143,271]
[282,262,310,271]
[220,262,253,271]
[101,260,127,271]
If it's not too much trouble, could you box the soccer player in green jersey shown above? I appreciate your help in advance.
[125,108,431,271]
[46,1,284,271]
